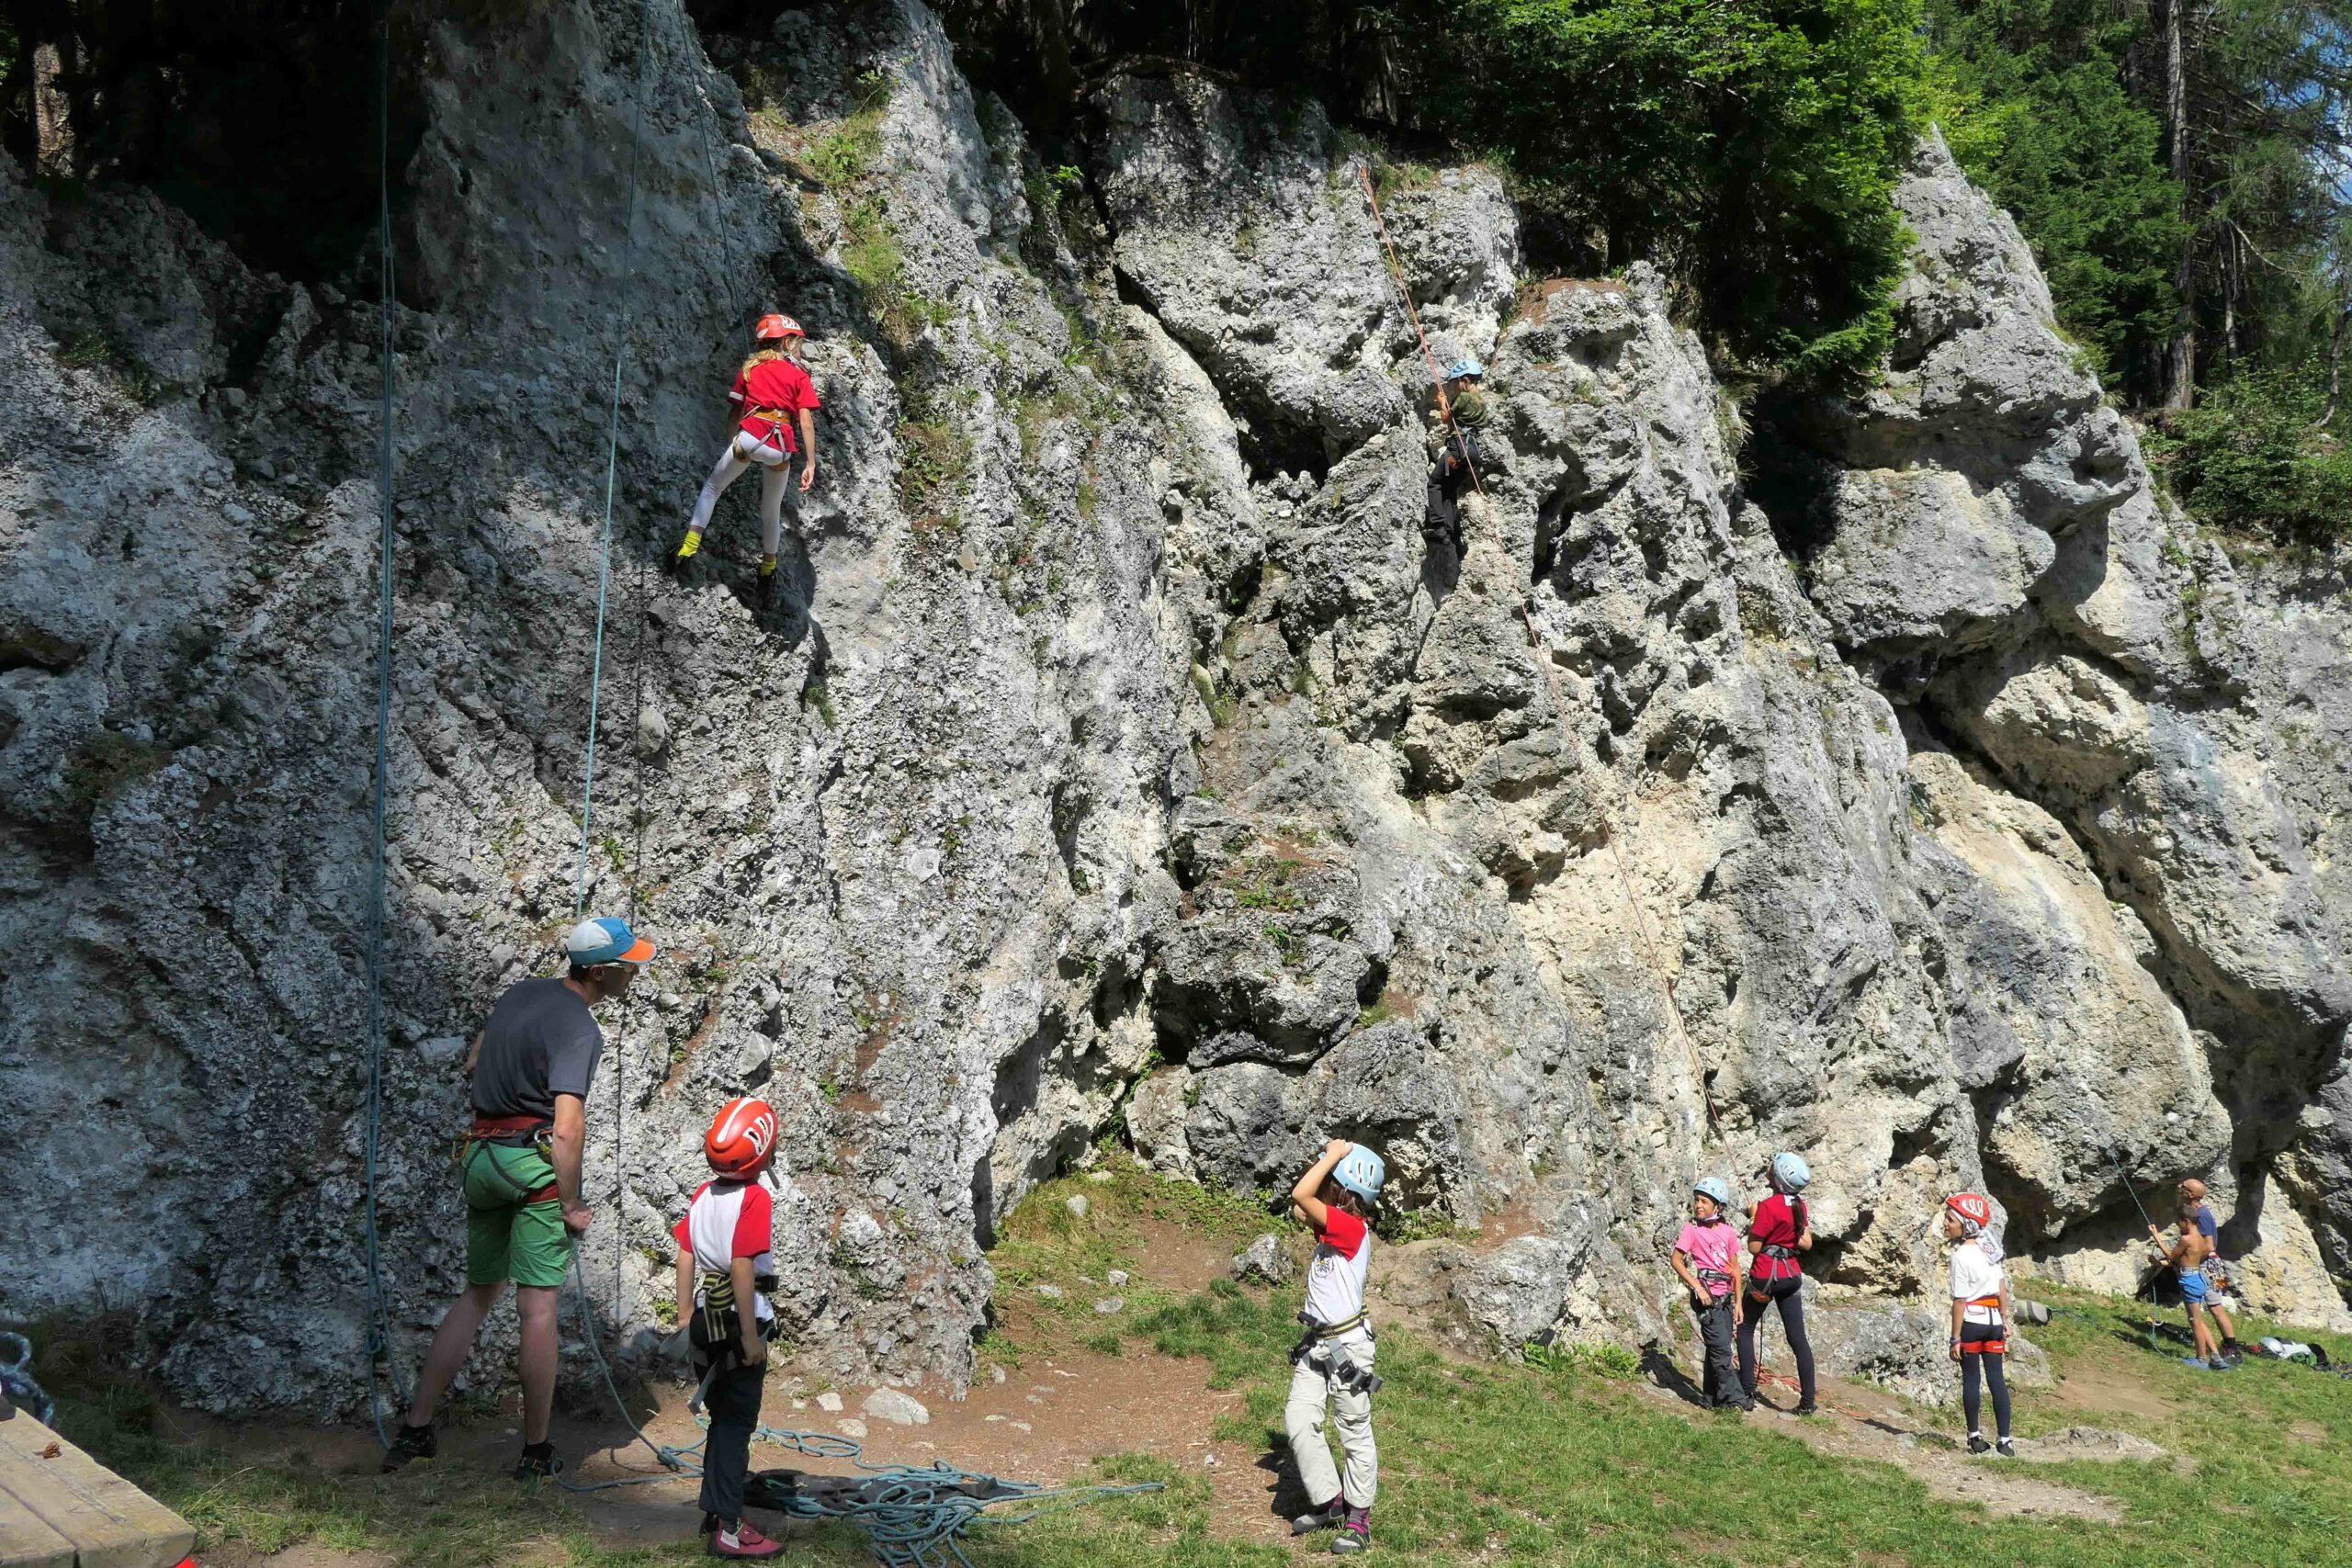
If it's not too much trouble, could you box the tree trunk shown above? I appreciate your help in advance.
[2160,0,2197,409]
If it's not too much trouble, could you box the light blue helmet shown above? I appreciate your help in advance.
[1443,355,1485,381]
[1692,1177,1732,1211]
[1770,1152,1812,1194]
[1333,1144,1386,1204]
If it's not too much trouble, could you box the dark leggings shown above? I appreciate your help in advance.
[1736,1274,1815,1405]
[1961,1343,2010,1438]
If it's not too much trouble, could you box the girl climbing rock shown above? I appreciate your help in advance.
[1673,1177,1747,1410]
[669,313,821,610]
[1943,1191,2015,1456]
[1737,1151,1818,1414]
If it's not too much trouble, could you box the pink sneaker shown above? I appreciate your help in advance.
[707,1522,785,1560]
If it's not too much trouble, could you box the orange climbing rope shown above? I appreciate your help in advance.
[1356,165,1721,1135]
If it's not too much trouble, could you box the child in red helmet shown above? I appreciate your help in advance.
[673,1097,785,1558]
[1942,1192,2015,1456]
[669,314,822,612]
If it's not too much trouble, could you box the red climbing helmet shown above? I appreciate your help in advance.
[707,1097,778,1177]
[1945,1191,1995,1230]
[754,313,804,342]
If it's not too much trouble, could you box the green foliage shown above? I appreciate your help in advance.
[1924,0,2187,395]
[2143,360,2352,543]
[1397,0,1931,383]
[64,732,172,812]
[56,330,174,405]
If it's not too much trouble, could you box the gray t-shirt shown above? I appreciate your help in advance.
[470,977,603,1122]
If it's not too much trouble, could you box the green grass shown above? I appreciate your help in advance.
[23,1185,2352,1568]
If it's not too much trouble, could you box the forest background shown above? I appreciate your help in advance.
[7,0,2352,539]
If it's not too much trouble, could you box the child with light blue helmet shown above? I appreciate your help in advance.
[1672,1176,1747,1411]
[1284,1138,1385,1554]
[1737,1152,1818,1415]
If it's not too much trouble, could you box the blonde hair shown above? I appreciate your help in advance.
[740,344,786,379]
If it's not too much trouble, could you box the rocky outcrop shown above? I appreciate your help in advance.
[4,6,2347,1421]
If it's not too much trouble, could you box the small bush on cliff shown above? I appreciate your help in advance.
[2143,360,2352,545]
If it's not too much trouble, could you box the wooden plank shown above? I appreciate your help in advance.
[0,1483,74,1568]
[0,1418,191,1568]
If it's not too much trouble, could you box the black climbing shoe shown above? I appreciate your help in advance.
[1967,1434,1992,1455]
[700,1513,721,1536]
[758,568,778,612]
[667,537,701,578]
[1996,1438,2017,1458]
[1792,1402,1818,1417]
[380,1421,436,1472]
[1291,1500,1344,1536]
[512,1441,562,1483]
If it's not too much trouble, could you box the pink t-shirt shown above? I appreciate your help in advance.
[1675,1219,1741,1296]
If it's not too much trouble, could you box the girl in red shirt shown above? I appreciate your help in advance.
[1736,1151,1817,1414]
[668,313,821,609]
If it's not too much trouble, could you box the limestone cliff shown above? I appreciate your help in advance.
[0,3,2345,1418]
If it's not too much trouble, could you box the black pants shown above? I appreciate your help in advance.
[1960,1324,2009,1438]
[1692,1293,1740,1406]
[1736,1273,1816,1405]
[693,1314,765,1526]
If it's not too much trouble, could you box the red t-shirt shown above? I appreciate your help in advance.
[729,356,821,452]
[1748,1193,1806,1281]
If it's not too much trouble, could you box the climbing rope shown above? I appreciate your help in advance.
[1354,165,1721,1134]
[360,0,408,1449]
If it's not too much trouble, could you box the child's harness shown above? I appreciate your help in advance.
[742,408,794,452]
[1961,1294,2007,1354]
[1288,1311,1383,1394]
[457,1114,558,1203]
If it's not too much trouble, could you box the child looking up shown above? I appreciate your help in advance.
[1284,1139,1385,1556]
[1943,1191,2014,1456]
[1672,1178,1746,1411]
[674,1098,786,1559]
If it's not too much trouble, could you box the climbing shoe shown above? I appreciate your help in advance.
[512,1441,562,1483]
[758,555,779,611]
[1792,1401,1818,1417]
[1290,1500,1344,1536]
[708,1523,786,1560]
[668,531,703,578]
[2179,1356,2210,1370]
[2208,1356,2239,1372]
[379,1420,436,1472]
[1967,1434,1992,1455]
[1996,1438,2017,1458]
[1331,1507,1371,1555]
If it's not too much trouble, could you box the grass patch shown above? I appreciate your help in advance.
[56,329,174,405]
[64,732,172,814]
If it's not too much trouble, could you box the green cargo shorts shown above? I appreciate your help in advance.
[463,1142,574,1288]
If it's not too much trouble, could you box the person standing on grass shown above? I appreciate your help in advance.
[2151,1178,2242,1365]
[380,916,655,1481]
[1284,1138,1385,1556]
[1943,1192,2015,1456]
[676,1098,786,1559]
[2154,1199,2235,1372]
[1737,1152,1818,1416]
[1673,1178,1747,1411]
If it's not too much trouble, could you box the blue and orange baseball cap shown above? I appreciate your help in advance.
[564,916,655,966]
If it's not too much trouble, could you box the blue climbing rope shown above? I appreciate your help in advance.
[360,0,406,1450]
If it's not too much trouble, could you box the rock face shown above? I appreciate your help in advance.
[1,6,2346,1420]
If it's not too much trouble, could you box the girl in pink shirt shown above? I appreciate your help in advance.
[1671,1178,1748,1411]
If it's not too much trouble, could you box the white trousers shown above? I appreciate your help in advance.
[689,431,794,555]
[1284,1338,1377,1509]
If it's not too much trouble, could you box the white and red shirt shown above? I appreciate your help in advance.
[1950,1239,2006,1325]
[1304,1209,1373,1346]
[672,1178,777,1323]
[729,356,821,452]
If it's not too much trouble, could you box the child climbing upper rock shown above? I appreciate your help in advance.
[1422,356,1487,559]
[1672,1177,1747,1411]
[1284,1138,1385,1556]
[669,313,822,611]
[1737,1151,1817,1415]
[1942,1191,2015,1456]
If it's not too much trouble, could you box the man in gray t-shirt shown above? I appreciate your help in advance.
[383,916,655,1481]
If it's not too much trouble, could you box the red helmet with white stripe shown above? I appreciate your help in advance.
[707,1097,778,1177]
[1945,1191,1994,1230]
[753,313,804,342]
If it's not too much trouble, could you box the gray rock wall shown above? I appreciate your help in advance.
[2,7,2346,1417]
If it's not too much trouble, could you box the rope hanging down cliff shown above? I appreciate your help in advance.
[1355,166,1721,1136]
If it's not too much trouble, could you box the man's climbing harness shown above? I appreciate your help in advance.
[1354,164,1720,1136]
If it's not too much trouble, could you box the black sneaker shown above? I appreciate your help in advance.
[758,567,778,611]
[1996,1438,2016,1458]
[1290,1500,1343,1536]
[1792,1401,1818,1417]
[1967,1434,1991,1455]
[513,1441,562,1483]
[380,1421,436,1472]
